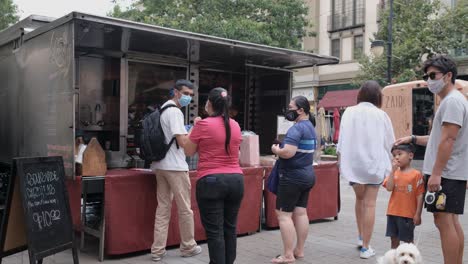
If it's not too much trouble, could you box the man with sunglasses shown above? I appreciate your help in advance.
[150,79,202,261]
[396,55,468,264]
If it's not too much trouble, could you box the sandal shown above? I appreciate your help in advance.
[271,255,295,264]
[294,255,304,260]
[293,250,304,260]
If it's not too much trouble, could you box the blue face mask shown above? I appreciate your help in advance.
[179,94,192,107]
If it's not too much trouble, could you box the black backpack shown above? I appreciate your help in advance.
[138,104,179,162]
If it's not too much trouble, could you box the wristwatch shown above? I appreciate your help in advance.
[411,135,417,145]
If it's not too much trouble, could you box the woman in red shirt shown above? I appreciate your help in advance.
[185,87,243,264]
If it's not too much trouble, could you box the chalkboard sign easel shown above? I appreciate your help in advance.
[0,163,27,262]
[0,157,79,264]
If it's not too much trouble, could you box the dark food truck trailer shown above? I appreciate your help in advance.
[0,12,338,178]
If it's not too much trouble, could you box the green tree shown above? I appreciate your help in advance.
[0,0,19,30]
[109,0,310,50]
[354,0,468,86]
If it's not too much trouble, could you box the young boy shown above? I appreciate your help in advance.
[383,144,425,249]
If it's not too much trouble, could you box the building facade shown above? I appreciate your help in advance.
[295,0,468,112]
[294,0,381,111]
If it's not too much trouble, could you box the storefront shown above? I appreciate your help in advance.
[0,12,338,174]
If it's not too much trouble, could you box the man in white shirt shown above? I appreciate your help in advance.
[150,80,201,262]
[396,55,468,264]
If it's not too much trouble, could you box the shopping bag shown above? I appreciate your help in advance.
[239,135,260,167]
[266,160,280,194]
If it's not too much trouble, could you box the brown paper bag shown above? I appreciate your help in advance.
[239,135,260,167]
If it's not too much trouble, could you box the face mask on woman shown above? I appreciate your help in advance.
[285,109,299,122]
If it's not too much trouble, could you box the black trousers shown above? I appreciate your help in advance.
[196,173,244,264]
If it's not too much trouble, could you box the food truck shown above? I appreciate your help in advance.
[382,79,468,158]
[0,12,339,177]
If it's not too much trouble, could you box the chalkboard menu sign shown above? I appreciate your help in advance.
[0,157,78,264]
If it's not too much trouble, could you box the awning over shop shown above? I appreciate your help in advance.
[317,89,359,111]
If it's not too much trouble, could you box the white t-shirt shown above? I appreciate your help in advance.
[423,89,468,180]
[151,100,189,171]
[337,102,395,184]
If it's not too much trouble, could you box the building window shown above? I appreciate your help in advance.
[329,0,365,32]
[331,39,341,58]
[353,35,364,59]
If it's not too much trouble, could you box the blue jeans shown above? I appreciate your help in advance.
[196,173,244,264]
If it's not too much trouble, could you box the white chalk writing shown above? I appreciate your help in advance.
[26,184,56,200]
[26,171,58,187]
[32,210,61,230]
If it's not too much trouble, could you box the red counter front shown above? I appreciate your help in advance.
[66,163,338,256]
[263,162,340,228]
[87,167,264,255]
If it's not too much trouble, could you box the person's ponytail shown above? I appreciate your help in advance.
[309,113,316,127]
[222,96,231,154]
[208,87,231,154]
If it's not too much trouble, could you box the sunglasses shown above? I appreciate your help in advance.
[422,71,443,81]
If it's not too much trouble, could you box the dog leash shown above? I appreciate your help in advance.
[414,217,424,246]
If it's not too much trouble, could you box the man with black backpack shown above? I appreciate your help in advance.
[150,80,202,262]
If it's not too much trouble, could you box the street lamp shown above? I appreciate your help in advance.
[371,0,394,84]
[370,40,385,57]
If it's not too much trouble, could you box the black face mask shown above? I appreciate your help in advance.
[285,109,299,122]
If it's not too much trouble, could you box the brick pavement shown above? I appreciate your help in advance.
[4,160,467,263]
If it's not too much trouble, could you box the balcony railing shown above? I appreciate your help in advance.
[328,8,365,33]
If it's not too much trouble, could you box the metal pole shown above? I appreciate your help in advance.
[387,0,393,84]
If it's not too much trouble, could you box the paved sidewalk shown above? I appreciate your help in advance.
[4,162,467,264]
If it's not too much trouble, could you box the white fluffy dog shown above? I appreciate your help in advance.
[377,243,422,264]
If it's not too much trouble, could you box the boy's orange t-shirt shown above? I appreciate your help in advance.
[383,168,425,219]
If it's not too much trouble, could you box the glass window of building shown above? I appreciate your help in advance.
[331,0,365,31]
[353,35,364,59]
[331,39,341,59]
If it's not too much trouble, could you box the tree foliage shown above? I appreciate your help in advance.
[0,0,19,30]
[109,0,310,50]
[354,0,468,86]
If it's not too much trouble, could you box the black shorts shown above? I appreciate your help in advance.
[424,175,467,215]
[386,215,415,243]
[276,181,312,213]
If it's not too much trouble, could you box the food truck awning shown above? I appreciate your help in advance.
[317,89,359,110]
[0,12,339,70]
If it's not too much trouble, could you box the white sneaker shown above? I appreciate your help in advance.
[357,238,363,247]
[181,245,202,258]
[360,247,376,259]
